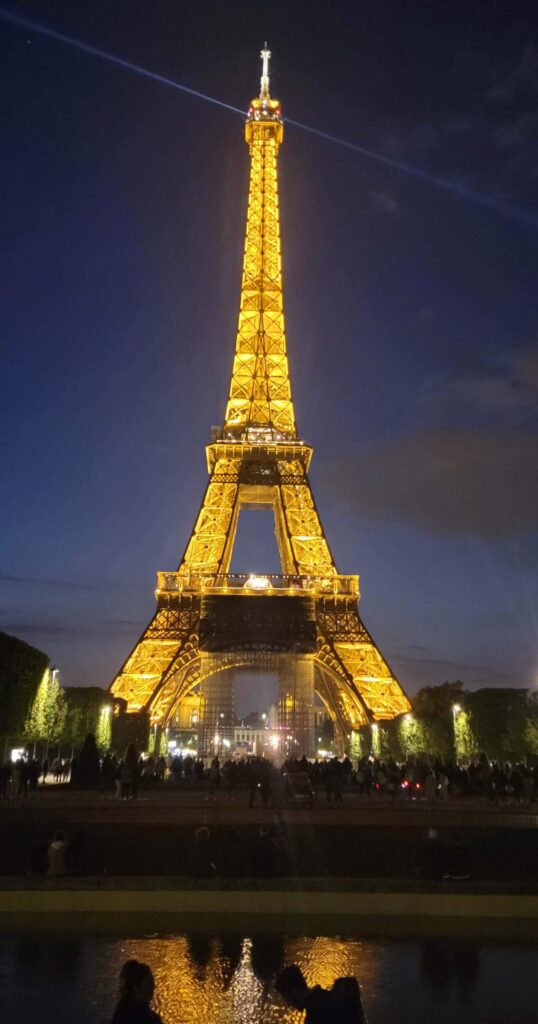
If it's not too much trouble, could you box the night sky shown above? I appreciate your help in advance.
[2,0,537,711]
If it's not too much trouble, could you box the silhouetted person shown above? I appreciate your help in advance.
[122,744,140,799]
[111,960,163,1023]
[417,828,445,881]
[29,758,40,791]
[275,964,366,1024]
[0,762,11,799]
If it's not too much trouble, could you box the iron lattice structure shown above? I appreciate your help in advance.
[110,52,411,753]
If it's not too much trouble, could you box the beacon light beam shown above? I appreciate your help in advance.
[2,5,537,232]
[286,117,538,230]
[0,7,245,117]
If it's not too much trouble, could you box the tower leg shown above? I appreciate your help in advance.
[278,655,315,759]
[198,660,235,760]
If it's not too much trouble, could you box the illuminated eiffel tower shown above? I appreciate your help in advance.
[110,49,411,756]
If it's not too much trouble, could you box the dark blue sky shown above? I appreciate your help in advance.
[2,0,537,705]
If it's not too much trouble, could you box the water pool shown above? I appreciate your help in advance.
[0,928,536,1023]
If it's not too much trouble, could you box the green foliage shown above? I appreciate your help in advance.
[62,687,111,750]
[96,707,112,750]
[0,630,49,736]
[523,715,538,757]
[454,708,478,761]
[23,668,67,745]
[463,689,538,762]
[413,681,464,717]
[349,687,538,765]
[350,729,369,759]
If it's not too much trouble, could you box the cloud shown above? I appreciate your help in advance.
[369,188,400,216]
[392,652,513,682]
[327,427,538,539]
[3,619,143,639]
[423,346,538,424]
[0,573,146,591]
[485,45,538,104]
[376,44,538,211]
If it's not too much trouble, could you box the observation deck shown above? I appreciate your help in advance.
[206,434,313,472]
[156,572,360,599]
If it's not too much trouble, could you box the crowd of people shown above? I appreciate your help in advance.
[2,747,537,806]
[166,751,538,806]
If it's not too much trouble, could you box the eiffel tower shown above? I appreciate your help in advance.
[110,49,411,756]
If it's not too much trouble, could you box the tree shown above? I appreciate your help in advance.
[0,630,49,736]
[96,705,112,750]
[62,687,110,749]
[62,706,84,754]
[24,667,67,752]
[464,689,538,762]
[413,681,465,717]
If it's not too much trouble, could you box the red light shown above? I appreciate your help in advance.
[416,783,421,789]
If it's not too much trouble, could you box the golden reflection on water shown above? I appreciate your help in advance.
[116,934,380,1024]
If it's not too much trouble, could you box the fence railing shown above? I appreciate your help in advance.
[155,572,360,598]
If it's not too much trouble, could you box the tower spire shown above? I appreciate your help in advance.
[260,43,271,98]
[224,48,294,441]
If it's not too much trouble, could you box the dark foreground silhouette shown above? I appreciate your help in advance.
[111,960,163,1024]
[275,963,367,1024]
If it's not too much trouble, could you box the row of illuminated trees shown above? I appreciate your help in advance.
[0,632,146,759]
[19,676,538,765]
[22,668,114,755]
[2,634,537,764]
[351,682,538,763]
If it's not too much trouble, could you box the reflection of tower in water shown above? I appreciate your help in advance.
[103,932,383,1024]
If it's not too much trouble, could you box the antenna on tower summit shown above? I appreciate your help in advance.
[260,43,271,98]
